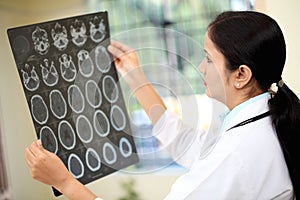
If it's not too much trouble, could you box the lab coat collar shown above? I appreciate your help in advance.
[220,92,271,133]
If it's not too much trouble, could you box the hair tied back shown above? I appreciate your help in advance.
[269,79,284,97]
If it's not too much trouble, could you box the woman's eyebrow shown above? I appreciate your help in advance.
[204,49,212,57]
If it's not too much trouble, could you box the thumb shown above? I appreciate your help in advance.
[107,44,123,59]
[37,139,43,148]
[36,140,56,156]
[27,139,47,158]
[36,139,48,152]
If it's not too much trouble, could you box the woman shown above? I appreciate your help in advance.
[25,11,300,199]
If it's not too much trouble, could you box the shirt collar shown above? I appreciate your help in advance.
[219,92,270,133]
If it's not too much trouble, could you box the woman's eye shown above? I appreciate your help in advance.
[206,56,212,63]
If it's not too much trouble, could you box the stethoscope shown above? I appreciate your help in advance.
[226,111,270,132]
[199,110,270,159]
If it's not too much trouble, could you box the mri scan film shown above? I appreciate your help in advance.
[7,11,139,196]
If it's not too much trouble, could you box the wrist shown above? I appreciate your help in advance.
[127,74,150,92]
[55,175,97,200]
[54,173,76,194]
[120,68,148,90]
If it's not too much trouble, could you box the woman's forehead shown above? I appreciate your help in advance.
[204,32,223,59]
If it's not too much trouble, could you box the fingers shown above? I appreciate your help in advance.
[25,140,45,163]
[31,140,45,155]
[37,139,43,147]
[25,146,34,166]
[108,40,135,58]
[108,40,141,80]
[25,142,38,168]
[110,40,133,52]
[107,44,124,59]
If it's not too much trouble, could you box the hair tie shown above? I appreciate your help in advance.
[269,79,284,97]
[278,79,284,87]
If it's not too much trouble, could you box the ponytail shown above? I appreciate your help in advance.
[269,82,300,197]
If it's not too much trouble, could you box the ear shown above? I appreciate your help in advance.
[234,65,252,89]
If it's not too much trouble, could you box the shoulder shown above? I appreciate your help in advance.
[224,116,281,163]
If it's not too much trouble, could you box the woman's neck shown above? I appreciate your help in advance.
[226,88,265,110]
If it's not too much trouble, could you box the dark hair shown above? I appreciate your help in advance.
[208,11,300,197]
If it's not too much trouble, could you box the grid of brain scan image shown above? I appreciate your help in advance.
[7,11,138,195]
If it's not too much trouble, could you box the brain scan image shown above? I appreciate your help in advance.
[58,120,76,150]
[7,11,139,196]
[21,64,40,91]
[40,59,59,87]
[70,19,88,47]
[59,54,77,82]
[102,75,119,103]
[51,23,69,51]
[76,114,93,143]
[89,16,106,43]
[68,84,85,114]
[93,109,110,137]
[39,126,58,154]
[95,45,111,73]
[86,147,101,172]
[85,80,102,108]
[110,105,126,131]
[50,89,67,119]
[32,26,50,55]
[119,137,133,158]
[77,49,94,77]
[31,94,48,125]
[68,153,84,179]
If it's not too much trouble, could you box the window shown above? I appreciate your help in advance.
[85,0,254,173]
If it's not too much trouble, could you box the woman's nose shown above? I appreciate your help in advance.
[198,60,205,74]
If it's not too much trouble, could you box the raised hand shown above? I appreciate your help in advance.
[108,40,147,90]
[108,40,166,125]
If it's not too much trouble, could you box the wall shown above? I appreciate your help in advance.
[0,1,86,199]
[255,0,300,96]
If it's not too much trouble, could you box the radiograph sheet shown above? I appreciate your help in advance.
[7,11,139,196]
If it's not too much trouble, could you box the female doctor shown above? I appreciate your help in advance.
[25,11,300,199]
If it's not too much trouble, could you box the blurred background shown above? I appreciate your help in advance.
[0,0,299,199]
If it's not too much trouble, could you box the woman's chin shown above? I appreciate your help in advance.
[205,89,212,98]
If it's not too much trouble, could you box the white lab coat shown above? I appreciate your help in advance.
[153,93,294,200]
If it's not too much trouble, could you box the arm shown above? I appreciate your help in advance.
[25,140,98,200]
[108,40,166,125]
[108,41,202,168]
